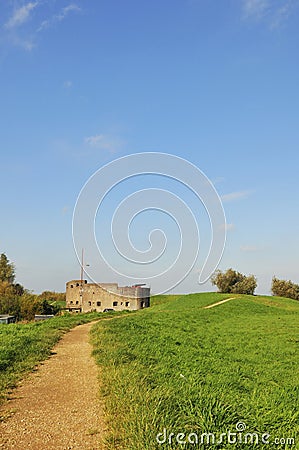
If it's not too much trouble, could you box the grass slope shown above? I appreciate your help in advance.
[91,293,299,449]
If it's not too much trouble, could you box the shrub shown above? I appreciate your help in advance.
[211,268,257,295]
[271,277,299,301]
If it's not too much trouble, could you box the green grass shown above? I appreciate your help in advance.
[91,293,299,449]
[51,299,66,309]
[0,311,118,406]
[150,294,184,306]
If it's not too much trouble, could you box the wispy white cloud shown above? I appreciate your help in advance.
[62,205,70,215]
[6,34,36,52]
[240,245,263,252]
[85,134,124,153]
[18,37,35,51]
[221,190,251,203]
[37,20,49,33]
[3,3,82,51]
[37,4,81,32]
[218,223,235,232]
[242,0,298,28]
[212,176,225,185]
[60,4,81,17]
[5,2,39,29]
[243,0,269,19]
[63,80,73,89]
[224,223,235,231]
[270,1,295,29]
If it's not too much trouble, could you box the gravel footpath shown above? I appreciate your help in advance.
[203,297,236,309]
[0,322,105,450]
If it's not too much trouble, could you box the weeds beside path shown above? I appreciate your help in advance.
[0,322,105,450]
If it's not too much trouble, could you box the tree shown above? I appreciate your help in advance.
[39,291,66,303]
[0,295,21,318]
[0,280,15,298]
[211,268,257,295]
[12,283,24,296]
[0,254,60,320]
[18,294,59,320]
[0,253,15,284]
[0,280,21,318]
[40,298,60,315]
[271,277,299,301]
[19,293,43,321]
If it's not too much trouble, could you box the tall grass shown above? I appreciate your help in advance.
[91,293,299,449]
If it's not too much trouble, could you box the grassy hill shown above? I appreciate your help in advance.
[91,293,299,449]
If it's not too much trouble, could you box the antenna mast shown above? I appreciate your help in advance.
[80,248,84,284]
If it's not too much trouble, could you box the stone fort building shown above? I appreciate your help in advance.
[66,280,150,313]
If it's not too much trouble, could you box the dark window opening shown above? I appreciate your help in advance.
[76,283,80,287]
[76,301,79,305]
[125,301,130,307]
[113,301,118,307]
[88,301,91,306]
[70,285,73,288]
[97,301,101,306]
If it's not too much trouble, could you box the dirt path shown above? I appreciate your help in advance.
[0,322,105,450]
[203,297,236,309]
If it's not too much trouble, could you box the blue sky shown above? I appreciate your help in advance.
[0,0,299,294]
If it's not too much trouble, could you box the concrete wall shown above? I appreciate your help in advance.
[0,315,16,324]
[66,280,150,313]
